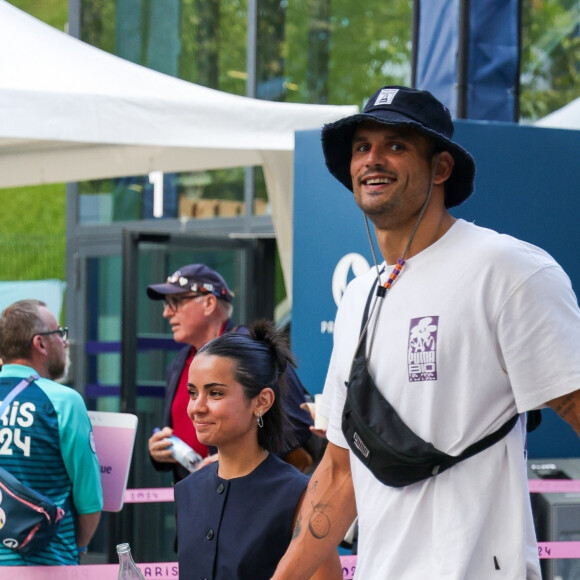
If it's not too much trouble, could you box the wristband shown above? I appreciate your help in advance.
[78,546,88,554]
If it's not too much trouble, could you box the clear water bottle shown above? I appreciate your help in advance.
[153,428,203,472]
[117,542,145,580]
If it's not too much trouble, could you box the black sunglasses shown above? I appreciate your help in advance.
[28,327,69,347]
[162,294,204,312]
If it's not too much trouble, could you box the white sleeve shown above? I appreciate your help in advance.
[498,264,580,410]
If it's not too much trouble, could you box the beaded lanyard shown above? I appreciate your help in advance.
[359,154,440,360]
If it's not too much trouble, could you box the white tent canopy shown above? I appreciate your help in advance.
[0,0,357,300]
[535,97,580,130]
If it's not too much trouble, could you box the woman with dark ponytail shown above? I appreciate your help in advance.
[174,319,341,580]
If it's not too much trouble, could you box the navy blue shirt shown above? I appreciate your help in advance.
[175,453,308,580]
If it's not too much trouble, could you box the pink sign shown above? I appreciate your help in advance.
[89,411,138,512]
[0,557,353,579]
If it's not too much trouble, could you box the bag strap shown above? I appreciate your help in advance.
[353,278,383,362]
[0,375,39,419]
[359,280,378,335]
[355,279,520,467]
[447,413,519,468]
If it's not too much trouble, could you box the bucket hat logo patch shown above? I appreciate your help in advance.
[374,88,399,106]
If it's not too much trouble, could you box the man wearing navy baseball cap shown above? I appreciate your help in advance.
[147,263,317,487]
[146,263,235,303]
[273,87,580,579]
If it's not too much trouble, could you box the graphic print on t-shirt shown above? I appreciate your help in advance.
[407,316,438,382]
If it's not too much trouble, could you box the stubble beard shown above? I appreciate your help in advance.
[49,350,70,383]
[357,194,405,231]
[356,182,431,233]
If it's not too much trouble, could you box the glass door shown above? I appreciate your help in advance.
[82,230,276,563]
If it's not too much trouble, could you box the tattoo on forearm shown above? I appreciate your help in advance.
[309,479,318,494]
[292,514,302,540]
[554,395,576,420]
[308,502,331,539]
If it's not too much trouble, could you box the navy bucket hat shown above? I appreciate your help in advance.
[321,86,476,208]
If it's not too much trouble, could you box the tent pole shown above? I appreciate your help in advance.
[411,0,420,89]
[246,0,257,98]
[68,0,81,38]
[245,0,258,227]
[514,0,522,122]
[457,0,470,119]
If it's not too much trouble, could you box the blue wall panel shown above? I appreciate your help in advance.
[293,121,580,458]
[415,0,459,115]
[415,0,519,121]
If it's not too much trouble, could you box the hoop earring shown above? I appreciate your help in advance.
[257,411,264,429]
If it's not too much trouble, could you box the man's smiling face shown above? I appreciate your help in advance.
[350,121,438,230]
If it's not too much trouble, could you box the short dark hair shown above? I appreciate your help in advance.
[198,319,297,454]
[0,299,48,362]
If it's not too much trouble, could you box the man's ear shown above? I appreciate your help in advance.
[30,334,48,356]
[434,151,455,185]
[202,294,218,315]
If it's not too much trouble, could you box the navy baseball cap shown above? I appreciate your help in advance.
[321,86,476,208]
[146,264,234,302]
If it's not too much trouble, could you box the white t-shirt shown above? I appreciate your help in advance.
[321,219,580,579]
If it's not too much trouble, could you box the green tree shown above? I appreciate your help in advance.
[520,0,580,120]
[8,0,67,30]
[285,0,413,106]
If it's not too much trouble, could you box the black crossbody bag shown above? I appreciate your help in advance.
[342,281,519,488]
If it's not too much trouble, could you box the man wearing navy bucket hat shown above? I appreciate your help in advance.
[272,87,580,579]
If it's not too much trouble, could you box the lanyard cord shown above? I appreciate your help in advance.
[359,154,441,362]
[0,375,39,419]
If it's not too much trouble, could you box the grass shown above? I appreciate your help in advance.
[0,183,66,281]
[0,3,68,281]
